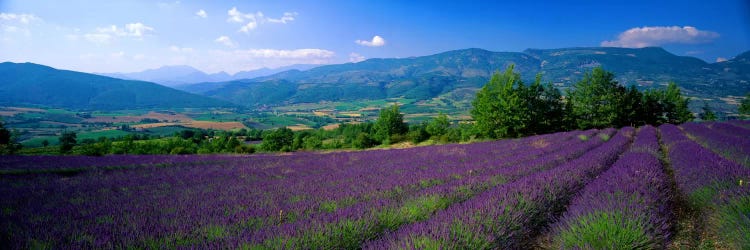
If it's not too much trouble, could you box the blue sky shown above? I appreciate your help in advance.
[1,0,748,74]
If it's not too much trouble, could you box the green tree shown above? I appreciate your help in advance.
[374,104,408,143]
[426,113,450,137]
[261,127,294,151]
[59,131,77,154]
[352,132,377,149]
[0,120,21,155]
[42,139,50,147]
[662,82,693,124]
[302,134,323,150]
[566,67,625,129]
[640,89,665,125]
[616,85,643,127]
[408,123,430,144]
[471,65,529,138]
[739,92,750,119]
[523,74,565,134]
[0,121,10,145]
[699,102,718,121]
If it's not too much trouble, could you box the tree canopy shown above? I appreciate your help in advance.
[374,104,408,143]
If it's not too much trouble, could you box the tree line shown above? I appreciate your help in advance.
[3,66,749,156]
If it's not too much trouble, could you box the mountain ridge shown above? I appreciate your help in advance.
[98,64,321,86]
[181,46,749,114]
[0,62,235,110]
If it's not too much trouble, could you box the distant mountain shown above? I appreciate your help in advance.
[100,64,321,86]
[184,47,749,114]
[233,64,320,80]
[0,62,234,110]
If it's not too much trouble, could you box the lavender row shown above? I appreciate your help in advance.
[705,121,750,138]
[659,124,750,248]
[681,122,750,166]
[236,130,612,248]
[0,130,585,248]
[365,127,634,249]
[224,130,588,233]
[549,125,672,248]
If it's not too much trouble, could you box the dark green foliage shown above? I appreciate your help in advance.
[615,85,643,127]
[352,132,377,149]
[471,65,565,138]
[566,67,625,129]
[0,120,22,155]
[471,65,529,139]
[662,82,694,124]
[523,74,565,134]
[0,121,9,145]
[700,102,718,121]
[640,89,665,125]
[408,123,430,144]
[739,93,750,118]
[58,131,77,154]
[425,113,450,138]
[374,104,408,143]
[261,127,294,151]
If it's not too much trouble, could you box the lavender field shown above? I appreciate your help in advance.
[1,121,749,249]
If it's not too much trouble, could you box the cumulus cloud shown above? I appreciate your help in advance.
[196,9,207,18]
[349,52,365,63]
[227,7,297,33]
[84,22,155,44]
[355,35,386,47]
[601,26,719,48]
[0,13,42,38]
[214,36,237,47]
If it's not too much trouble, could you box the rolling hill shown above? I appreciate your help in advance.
[180,47,750,115]
[99,64,320,87]
[0,62,234,110]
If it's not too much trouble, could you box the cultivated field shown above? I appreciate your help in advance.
[1,121,749,249]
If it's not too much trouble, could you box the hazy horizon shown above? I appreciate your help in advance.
[1,0,749,74]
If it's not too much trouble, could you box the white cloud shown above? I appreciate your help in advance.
[232,48,334,59]
[0,13,41,24]
[196,9,207,18]
[227,7,297,33]
[601,26,719,48]
[205,48,334,74]
[227,7,246,23]
[157,1,181,9]
[716,57,728,63]
[240,21,258,32]
[133,54,146,60]
[0,13,41,39]
[111,51,125,58]
[169,45,194,53]
[124,23,154,37]
[84,33,112,44]
[214,36,237,47]
[355,35,386,47]
[349,52,365,63]
[267,12,297,24]
[84,22,154,44]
